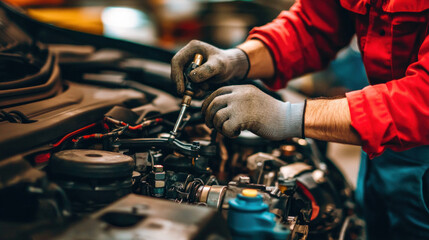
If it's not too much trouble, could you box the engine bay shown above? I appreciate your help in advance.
[0,2,363,240]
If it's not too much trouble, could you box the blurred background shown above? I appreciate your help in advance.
[6,0,367,187]
[6,0,293,50]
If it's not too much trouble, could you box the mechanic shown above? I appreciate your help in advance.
[171,0,429,239]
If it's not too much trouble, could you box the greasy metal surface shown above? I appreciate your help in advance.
[50,149,134,178]
[116,137,201,157]
[172,104,188,134]
[0,82,145,159]
[205,185,227,209]
[53,150,133,165]
[55,194,230,240]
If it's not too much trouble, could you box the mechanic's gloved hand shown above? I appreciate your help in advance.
[171,40,250,95]
[202,85,305,140]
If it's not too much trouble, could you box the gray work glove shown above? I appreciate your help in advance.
[202,85,305,140]
[171,40,250,95]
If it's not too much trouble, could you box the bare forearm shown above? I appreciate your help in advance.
[305,98,362,145]
[237,39,275,79]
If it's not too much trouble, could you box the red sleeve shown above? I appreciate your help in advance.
[247,0,354,90]
[346,36,429,158]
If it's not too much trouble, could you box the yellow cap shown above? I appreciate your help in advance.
[242,189,258,197]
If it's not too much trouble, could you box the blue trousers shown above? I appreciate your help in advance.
[357,147,429,239]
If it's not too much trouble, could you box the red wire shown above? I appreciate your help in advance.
[52,123,98,147]
[127,125,141,130]
[296,181,320,221]
[103,122,110,131]
[107,118,163,130]
[54,118,163,146]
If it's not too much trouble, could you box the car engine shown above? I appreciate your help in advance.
[0,2,363,240]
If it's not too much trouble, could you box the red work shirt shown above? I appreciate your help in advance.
[248,0,429,158]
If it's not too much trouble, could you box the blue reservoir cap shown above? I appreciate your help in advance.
[228,189,268,212]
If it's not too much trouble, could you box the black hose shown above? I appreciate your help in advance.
[0,50,50,90]
[0,8,63,108]
[0,109,36,123]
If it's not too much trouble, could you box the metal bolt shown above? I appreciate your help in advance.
[153,180,165,188]
[158,133,171,139]
[153,153,163,162]
[297,139,308,146]
[312,169,325,183]
[238,176,250,184]
[152,188,165,197]
[153,165,163,172]
[153,172,165,180]
[112,143,120,152]
[280,145,296,157]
